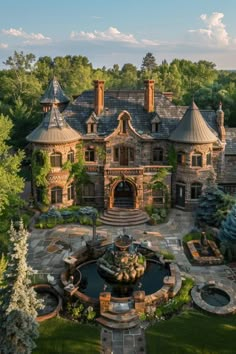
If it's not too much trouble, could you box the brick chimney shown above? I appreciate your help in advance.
[144,80,155,113]
[94,80,104,116]
[217,102,226,143]
[163,92,173,102]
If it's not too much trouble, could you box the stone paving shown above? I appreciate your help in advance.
[27,208,236,354]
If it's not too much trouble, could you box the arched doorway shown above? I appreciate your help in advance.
[113,180,134,208]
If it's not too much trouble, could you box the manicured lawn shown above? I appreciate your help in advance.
[146,310,236,354]
[34,317,100,354]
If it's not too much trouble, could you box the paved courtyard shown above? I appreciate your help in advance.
[27,209,236,354]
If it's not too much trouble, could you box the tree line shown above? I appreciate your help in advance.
[0,51,236,150]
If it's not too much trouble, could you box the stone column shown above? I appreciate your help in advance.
[99,292,111,313]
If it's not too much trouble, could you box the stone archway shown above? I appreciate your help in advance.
[110,179,138,209]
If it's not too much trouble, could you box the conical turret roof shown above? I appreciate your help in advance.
[40,77,70,104]
[26,106,80,144]
[169,101,217,143]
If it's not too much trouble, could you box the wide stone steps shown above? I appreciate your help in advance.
[101,309,138,322]
[97,313,140,329]
[99,208,149,226]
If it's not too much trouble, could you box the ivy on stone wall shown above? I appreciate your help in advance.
[167,144,177,172]
[32,149,50,205]
[95,145,106,163]
[63,141,90,200]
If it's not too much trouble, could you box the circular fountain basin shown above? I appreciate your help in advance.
[191,282,236,315]
[33,284,62,322]
[75,259,170,300]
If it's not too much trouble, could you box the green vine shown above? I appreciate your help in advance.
[32,149,50,205]
[63,141,90,200]
[95,145,106,163]
[167,144,177,172]
[148,168,170,208]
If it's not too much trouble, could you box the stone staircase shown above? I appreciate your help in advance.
[99,208,149,226]
[97,303,140,329]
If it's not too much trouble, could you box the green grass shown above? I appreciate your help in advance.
[34,317,100,354]
[146,310,236,354]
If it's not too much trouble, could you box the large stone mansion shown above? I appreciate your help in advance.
[26,78,236,211]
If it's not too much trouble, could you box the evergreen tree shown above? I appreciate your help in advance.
[196,185,235,228]
[1,309,39,354]
[141,52,158,71]
[219,203,236,243]
[0,221,43,353]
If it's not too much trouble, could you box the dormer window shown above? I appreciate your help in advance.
[151,114,160,133]
[121,116,127,134]
[86,113,97,134]
[153,123,159,132]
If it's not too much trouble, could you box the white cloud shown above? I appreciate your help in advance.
[141,39,159,46]
[70,26,138,44]
[0,43,8,49]
[189,12,230,47]
[2,27,51,42]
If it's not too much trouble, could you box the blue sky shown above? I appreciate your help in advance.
[1,0,236,69]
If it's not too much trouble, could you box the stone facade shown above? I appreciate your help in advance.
[27,79,236,211]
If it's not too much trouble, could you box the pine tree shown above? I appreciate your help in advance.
[219,203,236,243]
[141,52,158,72]
[196,185,235,228]
[1,309,39,354]
[0,221,43,353]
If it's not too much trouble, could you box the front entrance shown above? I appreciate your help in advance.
[176,183,185,207]
[114,181,134,208]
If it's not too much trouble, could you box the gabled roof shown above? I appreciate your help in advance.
[40,77,70,104]
[64,89,186,137]
[169,101,217,144]
[26,106,80,144]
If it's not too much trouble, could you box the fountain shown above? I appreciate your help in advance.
[187,231,223,265]
[97,232,146,283]
[61,229,181,313]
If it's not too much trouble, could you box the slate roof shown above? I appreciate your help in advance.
[40,77,70,104]
[26,106,80,144]
[63,89,218,140]
[169,101,217,144]
[225,128,236,155]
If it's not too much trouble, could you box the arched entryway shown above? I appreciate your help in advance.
[113,180,135,208]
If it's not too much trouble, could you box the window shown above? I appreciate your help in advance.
[35,151,44,166]
[67,183,74,200]
[191,183,202,199]
[206,152,212,165]
[177,152,186,165]
[67,150,74,163]
[85,147,95,162]
[121,117,127,133]
[152,188,165,204]
[153,147,163,162]
[50,152,62,167]
[191,153,202,167]
[36,187,44,203]
[114,147,119,161]
[51,186,62,204]
[129,147,134,161]
[152,123,159,132]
